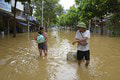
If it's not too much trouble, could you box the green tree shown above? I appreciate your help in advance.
[58,14,67,26]
[33,0,64,28]
[54,4,64,17]
[106,14,120,36]
[75,0,120,35]
[58,6,79,29]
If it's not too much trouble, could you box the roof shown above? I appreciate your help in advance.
[0,8,13,17]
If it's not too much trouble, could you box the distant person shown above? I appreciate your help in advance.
[72,22,90,68]
[35,27,48,57]
[1,31,5,37]
[40,27,48,52]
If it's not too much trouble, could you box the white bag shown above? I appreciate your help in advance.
[67,52,77,61]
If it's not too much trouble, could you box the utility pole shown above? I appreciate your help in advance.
[27,14,30,33]
[41,0,44,27]
[25,2,30,33]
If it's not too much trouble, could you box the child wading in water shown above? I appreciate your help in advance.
[35,27,48,57]
[72,22,90,68]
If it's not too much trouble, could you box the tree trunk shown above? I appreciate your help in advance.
[100,17,103,35]
[13,0,17,37]
[46,18,50,32]
[89,19,91,30]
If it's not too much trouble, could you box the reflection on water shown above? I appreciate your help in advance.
[0,30,120,80]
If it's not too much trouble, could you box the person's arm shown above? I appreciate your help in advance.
[79,37,88,46]
[80,30,90,46]
[72,39,80,45]
[43,32,48,43]
[72,38,86,45]
[45,36,48,42]
[81,37,88,41]
[72,30,87,45]
[34,34,38,41]
[73,30,81,45]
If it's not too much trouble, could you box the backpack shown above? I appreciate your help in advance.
[37,34,45,43]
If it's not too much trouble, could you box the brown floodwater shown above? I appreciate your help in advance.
[0,30,120,80]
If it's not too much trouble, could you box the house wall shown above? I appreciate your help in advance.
[11,0,24,11]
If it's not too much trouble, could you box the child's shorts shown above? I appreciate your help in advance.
[77,50,90,61]
[38,43,46,50]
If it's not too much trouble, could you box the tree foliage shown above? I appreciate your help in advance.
[33,0,64,26]
[5,0,31,3]
[58,0,120,35]
[75,0,120,21]
[58,6,79,27]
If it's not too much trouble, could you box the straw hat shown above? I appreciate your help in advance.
[77,22,87,29]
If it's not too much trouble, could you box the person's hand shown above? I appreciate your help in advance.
[80,41,88,46]
[72,42,75,45]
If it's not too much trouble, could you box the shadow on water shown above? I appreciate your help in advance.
[0,30,120,80]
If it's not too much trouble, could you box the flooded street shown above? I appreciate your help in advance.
[0,30,120,80]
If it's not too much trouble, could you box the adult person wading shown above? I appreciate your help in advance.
[72,22,90,68]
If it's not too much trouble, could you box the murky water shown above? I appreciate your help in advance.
[0,30,120,80]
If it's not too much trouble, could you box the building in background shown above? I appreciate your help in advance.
[0,0,12,35]
[0,0,37,35]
